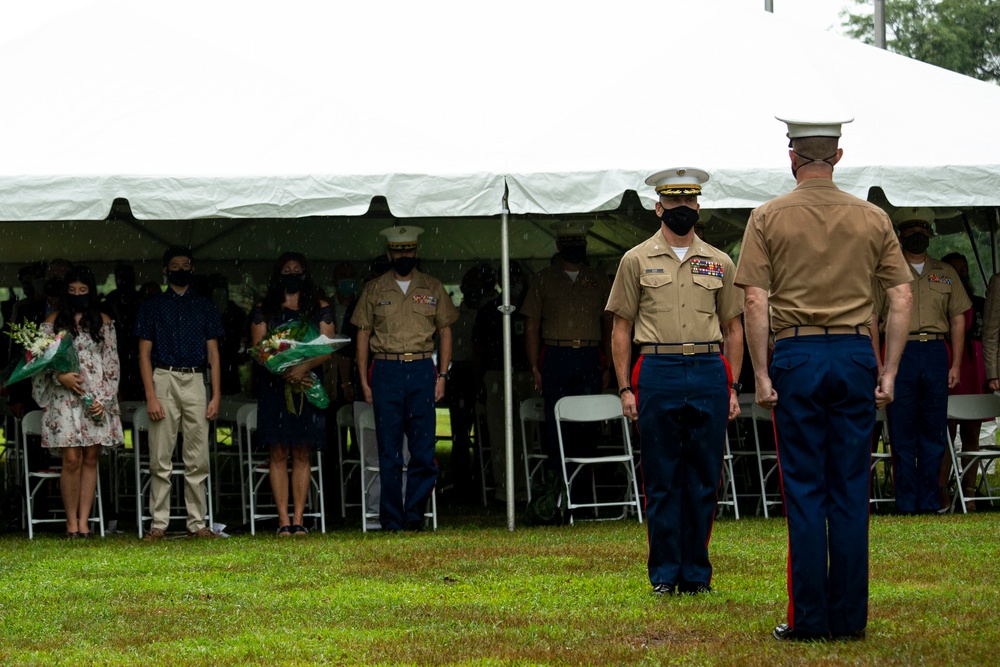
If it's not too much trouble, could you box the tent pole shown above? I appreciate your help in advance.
[500,190,516,531]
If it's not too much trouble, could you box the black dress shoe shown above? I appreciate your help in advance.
[773,624,828,642]
[651,583,675,596]
[831,629,866,641]
[678,582,712,595]
[403,520,425,532]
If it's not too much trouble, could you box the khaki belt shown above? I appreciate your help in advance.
[544,339,600,348]
[640,343,721,356]
[907,332,945,342]
[154,364,205,374]
[373,352,434,361]
[774,326,870,341]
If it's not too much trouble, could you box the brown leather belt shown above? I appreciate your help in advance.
[774,326,870,341]
[907,332,945,342]
[154,364,205,374]
[639,343,721,356]
[373,352,434,361]
[544,339,600,348]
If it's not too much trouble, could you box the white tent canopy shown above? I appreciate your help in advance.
[2,0,1000,228]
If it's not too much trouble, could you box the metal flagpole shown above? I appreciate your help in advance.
[874,0,886,49]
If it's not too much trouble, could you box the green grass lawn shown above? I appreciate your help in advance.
[0,511,997,666]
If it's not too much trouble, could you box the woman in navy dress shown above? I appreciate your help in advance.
[250,252,335,535]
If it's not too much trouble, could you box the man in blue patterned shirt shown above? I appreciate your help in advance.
[136,246,225,540]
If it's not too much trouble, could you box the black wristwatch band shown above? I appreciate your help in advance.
[731,382,743,395]
[438,372,451,381]
[618,386,633,396]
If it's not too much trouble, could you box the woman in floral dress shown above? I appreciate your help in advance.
[32,266,123,538]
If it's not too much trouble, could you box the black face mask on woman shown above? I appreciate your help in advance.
[279,273,304,294]
[659,205,700,237]
[65,294,90,313]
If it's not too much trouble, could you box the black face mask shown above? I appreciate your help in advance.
[900,234,930,255]
[65,294,90,313]
[279,273,304,294]
[560,245,587,265]
[391,256,418,277]
[167,269,193,287]
[659,206,700,237]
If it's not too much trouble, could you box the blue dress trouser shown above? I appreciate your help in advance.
[771,334,876,635]
[886,340,949,514]
[635,353,729,588]
[371,358,438,530]
[541,346,603,468]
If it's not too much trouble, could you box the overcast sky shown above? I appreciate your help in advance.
[2,1,871,43]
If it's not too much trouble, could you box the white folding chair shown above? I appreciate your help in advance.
[245,407,326,535]
[475,401,493,506]
[233,403,257,524]
[947,394,1000,513]
[870,408,894,510]
[519,397,547,503]
[732,398,782,518]
[22,410,105,538]
[133,406,213,538]
[336,404,361,518]
[111,400,145,515]
[716,433,740,520]
[553,395,642,525]
[213,398,253,519]
[356,403,436,532]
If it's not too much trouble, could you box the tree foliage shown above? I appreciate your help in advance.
[843,0,1000,83]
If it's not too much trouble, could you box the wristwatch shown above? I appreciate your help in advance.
[731,382,743,395]
[438,372,451,381]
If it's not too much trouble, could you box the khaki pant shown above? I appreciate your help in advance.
[148,368,210,532]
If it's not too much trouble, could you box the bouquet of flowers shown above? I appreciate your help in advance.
[251,319,350,414]
[2,320,104,421]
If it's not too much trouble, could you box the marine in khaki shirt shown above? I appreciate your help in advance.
[735,116,913,642]
[352,270,459,356]
[607,167,743,599]
[737,179,911,336]
[606,234,743,347]
[521,220,612,467]
[351,225,459,532]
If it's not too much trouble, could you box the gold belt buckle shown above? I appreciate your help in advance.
[682,343,696,356]
[571,339,582,348]
[403,352,414,361]
[918,333,930,342]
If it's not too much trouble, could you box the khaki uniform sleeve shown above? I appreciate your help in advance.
[435,283,460,329]
[717,255,744,323]
[606,252,640,321]
[942,265,973,318]
[734,210,770,290]
[983,274,1000,380]
[351,283,375,330]
[520,274,543,321]
[875,222,912,290]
